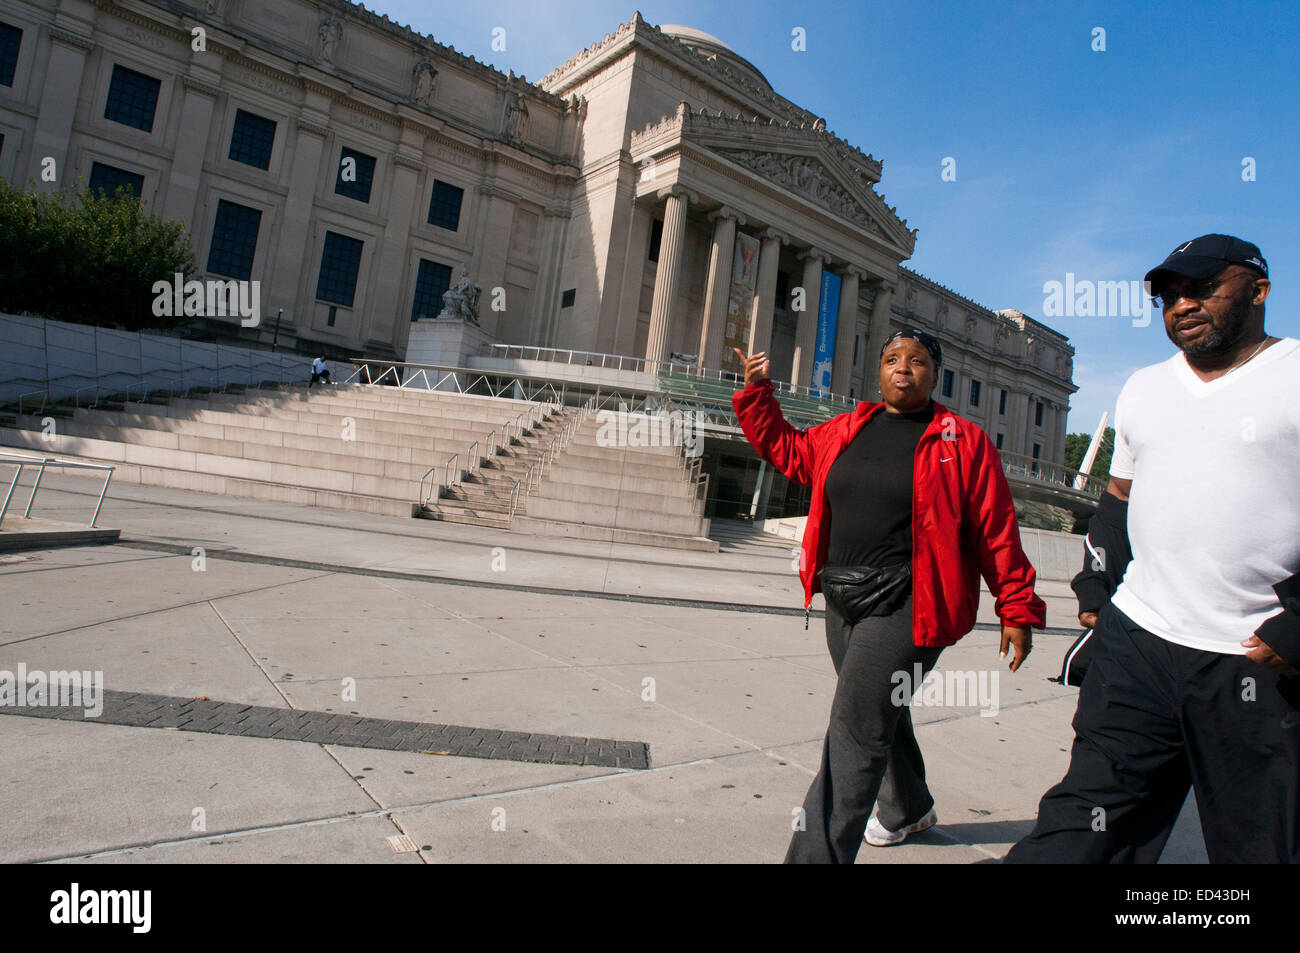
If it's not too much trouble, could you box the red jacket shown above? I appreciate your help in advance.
[733,379,1046,647]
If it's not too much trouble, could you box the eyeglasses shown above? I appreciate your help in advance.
[1151,272,1256,310]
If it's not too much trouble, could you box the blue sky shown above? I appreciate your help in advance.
[372,0,1299,434]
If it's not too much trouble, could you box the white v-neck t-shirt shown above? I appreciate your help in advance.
[1108,336,1300,654]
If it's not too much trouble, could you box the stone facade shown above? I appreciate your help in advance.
[0,2,1074,460]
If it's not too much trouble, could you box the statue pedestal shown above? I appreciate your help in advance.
[403,317,497,389]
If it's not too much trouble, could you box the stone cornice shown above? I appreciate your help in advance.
[539,13,818,129]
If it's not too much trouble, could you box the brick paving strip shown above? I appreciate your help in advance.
[0,690,651,769]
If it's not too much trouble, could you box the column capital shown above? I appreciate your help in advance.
[707,205,745,227]
[392,151,425,173]
[655,184,699,205]
[478,183,519,201]
[182,75,223,99]
[49,26,94,51]
[295,116,330,139]
[797,245,830,265]
[840,264,869,282]
[761,227,790,245]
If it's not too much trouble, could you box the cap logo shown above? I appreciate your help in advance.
[1174,241,1193,253]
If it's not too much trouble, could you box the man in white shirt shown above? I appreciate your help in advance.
[309,356,331,388]
[1006,234,1300,863]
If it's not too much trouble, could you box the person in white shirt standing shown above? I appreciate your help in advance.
[1006,234,1300,864]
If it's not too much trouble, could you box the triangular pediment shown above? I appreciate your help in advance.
[629,106,918,255]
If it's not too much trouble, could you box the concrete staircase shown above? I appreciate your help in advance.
[513,414,714,549]
[0,385,561,520]
[0,383,717,550]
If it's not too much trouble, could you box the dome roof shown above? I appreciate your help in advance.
[658,24,772,91]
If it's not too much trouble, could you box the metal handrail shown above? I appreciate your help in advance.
[0,451,115,528]
[481,342,858,408]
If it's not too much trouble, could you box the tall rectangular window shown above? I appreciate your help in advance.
[853,334,860,365]
[0,22,21,87]
[941,369,954,398]
[560,288,576,308]
[995,433,1004,450]
[411,259,452,321]
[229,108,276,169]
[969,378,981,408]
[335,147,376,203]
[427,179,463,230]
[88,162,145,199]
[1035,400,1044,427]
[648,218,663,262]
[104,64,161,132]
[1032,442,1041,459]
[999,388,1008,415]
[315,231,364,307]
[206,199,262,281]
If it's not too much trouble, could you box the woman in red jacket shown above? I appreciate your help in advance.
[731,331,1045,864]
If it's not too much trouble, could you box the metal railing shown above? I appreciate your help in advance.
[0,451,115,528]
[420,398,561,507]
[999,451,1105,499]
[508,394,598,520]
[481,343,858,409]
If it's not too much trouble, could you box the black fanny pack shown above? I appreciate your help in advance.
[818,562,912,627]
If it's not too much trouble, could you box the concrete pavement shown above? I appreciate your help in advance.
[0,472,1208,863]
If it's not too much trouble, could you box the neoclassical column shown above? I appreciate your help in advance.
[697,205,744,371]
[267,115,330,329]
[365,147,423,349]
[534,206,571,348]
[29,27,93,191]
[747,227,787,359]
[791,247,828,388]
[862,281,895,401]
[644,185,697,366]
[473,184,518,339]
[830,266,863,397]
[161,75,221,223]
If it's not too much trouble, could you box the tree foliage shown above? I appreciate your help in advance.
[0,179,194,331]
[1064,427,1115,479]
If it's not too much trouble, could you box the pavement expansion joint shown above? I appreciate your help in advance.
[0,689,652,770]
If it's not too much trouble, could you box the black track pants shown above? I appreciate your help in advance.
[1005,602,1300,864]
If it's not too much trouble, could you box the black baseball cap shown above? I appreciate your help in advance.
[1145,234,1268,287]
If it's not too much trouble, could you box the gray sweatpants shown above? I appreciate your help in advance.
[785,594,944,864]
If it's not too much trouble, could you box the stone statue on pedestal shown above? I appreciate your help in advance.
[439,268,481,323]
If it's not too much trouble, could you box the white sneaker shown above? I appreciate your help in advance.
[864,808,937,847]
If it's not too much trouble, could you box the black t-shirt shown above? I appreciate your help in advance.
[824,403,934,568]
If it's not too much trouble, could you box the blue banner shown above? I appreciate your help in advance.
[811,271,841,397]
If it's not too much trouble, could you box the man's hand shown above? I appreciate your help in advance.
[1241,634,1300,675]
[1078,611,1098,630]
[999,625,1032,672]
[732,347,770,387]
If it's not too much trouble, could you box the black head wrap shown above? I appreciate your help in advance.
[880,328,942,367]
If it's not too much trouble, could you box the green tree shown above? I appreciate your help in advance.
[0,179,194,331]
[1064,427,1114,479]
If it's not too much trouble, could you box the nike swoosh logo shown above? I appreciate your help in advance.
[941,456,954,462]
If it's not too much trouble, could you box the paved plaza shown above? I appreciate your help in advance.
[0,472,1208,863]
